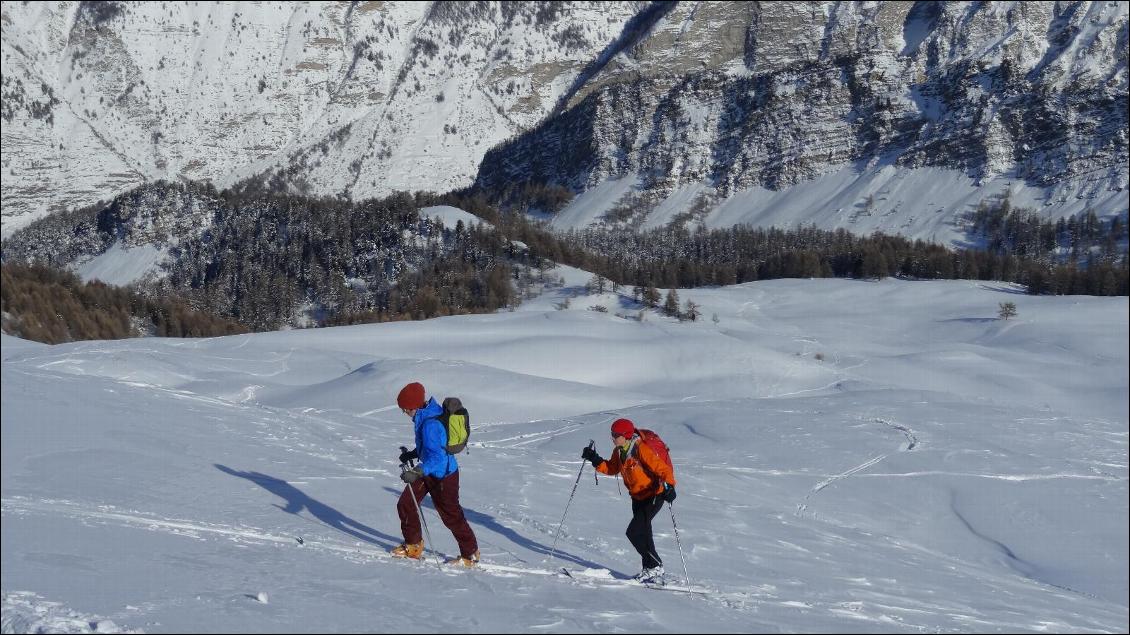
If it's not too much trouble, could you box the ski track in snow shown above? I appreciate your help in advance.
[796,454,890,517]
[872,417,919,450]
[0,497,761,610]
[477,421,588,448]
[795,417,919,517]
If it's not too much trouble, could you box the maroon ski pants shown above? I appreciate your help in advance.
[397,469,478,558]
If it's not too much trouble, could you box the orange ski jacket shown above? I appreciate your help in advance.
[594,437,675,500]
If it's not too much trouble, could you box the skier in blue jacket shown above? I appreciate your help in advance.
[391,382,479,566]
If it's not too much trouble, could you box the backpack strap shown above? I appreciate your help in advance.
[634,438,657,481]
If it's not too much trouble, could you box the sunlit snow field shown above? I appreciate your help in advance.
[3,276,1127,633]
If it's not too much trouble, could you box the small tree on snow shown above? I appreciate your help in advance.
[586,274,608,294]
[683,299,700,322]
[998,301,1017,320]
[663,289,680,317]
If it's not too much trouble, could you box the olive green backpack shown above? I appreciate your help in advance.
[439,397,470,454]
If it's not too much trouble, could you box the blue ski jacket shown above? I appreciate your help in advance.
[413,398,456,478]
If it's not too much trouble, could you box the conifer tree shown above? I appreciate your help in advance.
[663,289,680,317]
[998,301,1017,320]
[683,299,700,322]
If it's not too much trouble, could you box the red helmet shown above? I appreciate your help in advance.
[610,418,636,439]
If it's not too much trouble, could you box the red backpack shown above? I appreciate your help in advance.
[636,428,675,479]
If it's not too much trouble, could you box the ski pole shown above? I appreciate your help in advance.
[669,502,691,586]
[547,439,595,563]
[400,446,437,566]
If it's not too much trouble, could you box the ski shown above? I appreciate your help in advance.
[640,581,711,595]
[558,567,712,595]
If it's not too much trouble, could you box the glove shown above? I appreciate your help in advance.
[581,446,603,467]
[400,466,423,483]
[662,483,677,503]
[398,448,418,464]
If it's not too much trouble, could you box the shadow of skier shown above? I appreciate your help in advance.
[217,464,398,549]
[379,485,622,575]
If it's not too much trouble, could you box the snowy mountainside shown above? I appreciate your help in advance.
[2,277,1127,632]
[2,1,1127,241]
[477,1,1129,233]
[1,1,642,236]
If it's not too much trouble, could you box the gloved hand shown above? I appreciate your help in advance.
[581,446,603,467]
[400,466,423,483]
[662,483,677,503]
[399,447,418,464]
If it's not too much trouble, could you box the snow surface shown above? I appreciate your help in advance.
[549,164,1128,247]
[418,206,494,231]
[2,277,1128,633]
[75,243,168,287]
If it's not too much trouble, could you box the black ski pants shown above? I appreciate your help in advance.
[626,495,665,569]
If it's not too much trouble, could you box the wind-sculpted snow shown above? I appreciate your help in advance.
[1,591,137,634]
[2,278,1127,632]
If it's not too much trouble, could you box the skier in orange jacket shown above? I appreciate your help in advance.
[582,418,676,582]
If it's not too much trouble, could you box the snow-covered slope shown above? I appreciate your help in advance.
[3,278,1127,632]
[550,163,1129,246]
